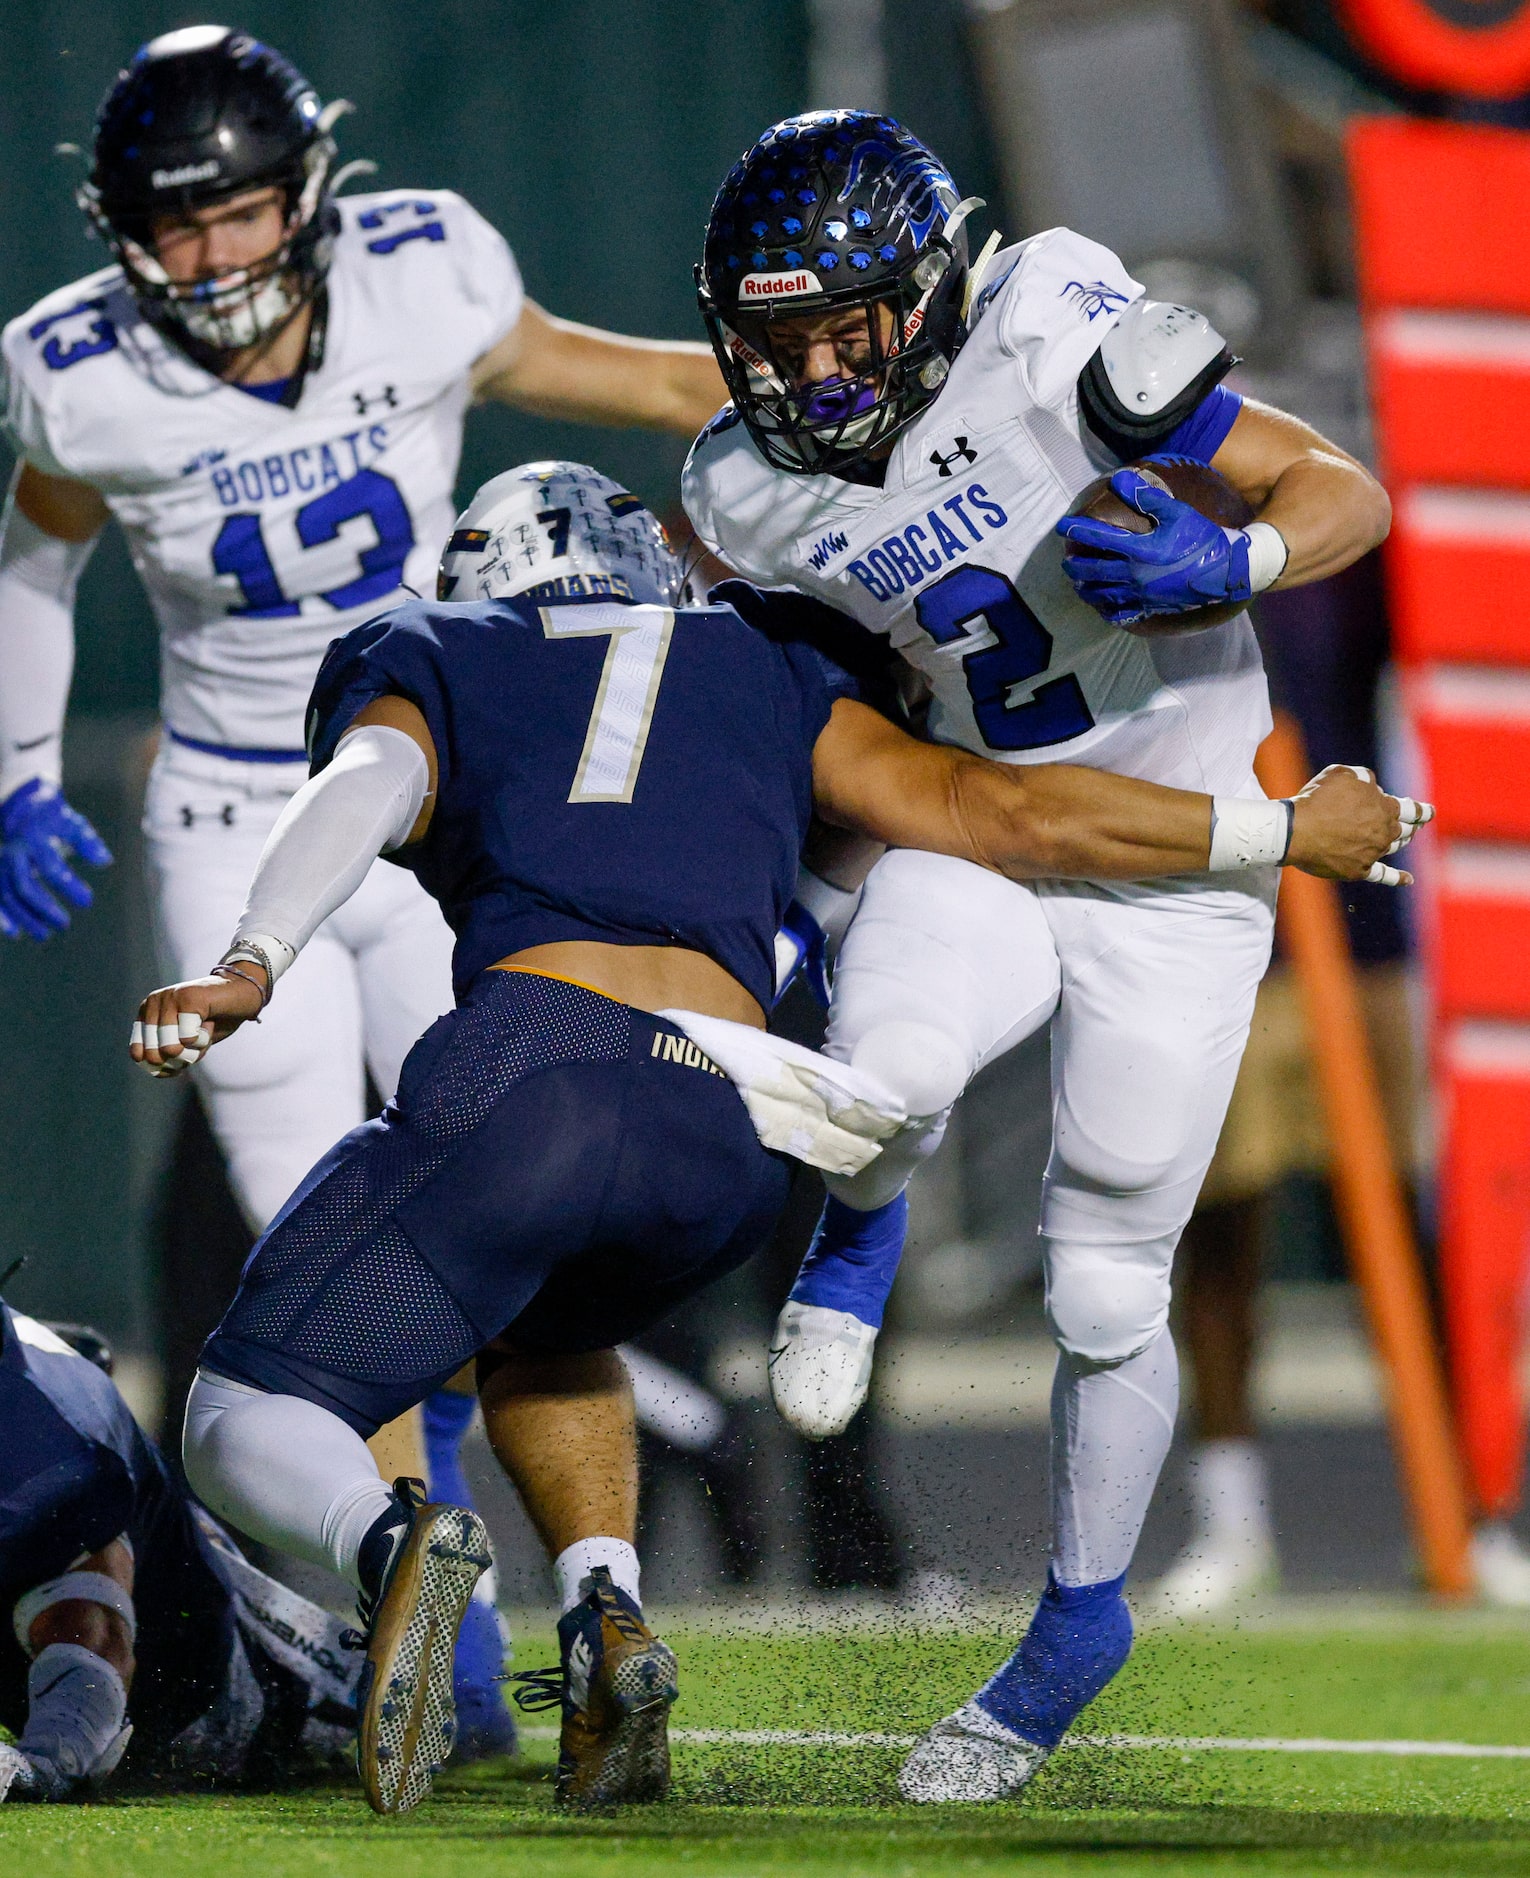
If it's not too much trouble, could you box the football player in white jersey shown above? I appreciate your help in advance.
[684,112,1410,1802]
[0,26,725,1757]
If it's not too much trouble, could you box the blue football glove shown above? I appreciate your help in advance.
[0,779,113,941]
[1056,466,1255,627]
[772,898,832,1009]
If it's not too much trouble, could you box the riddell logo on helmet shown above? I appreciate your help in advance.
[151,159,222,190]
[739,269,823,301]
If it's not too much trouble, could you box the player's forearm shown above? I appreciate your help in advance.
[1256,454,1391,588]
[0,490,95,797]
[234,726,428,970]
[1211,400,1390,590]
[481,310,725,439]
[955,759,1213,880]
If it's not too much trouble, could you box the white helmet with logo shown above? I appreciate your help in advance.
[436,461,687,607]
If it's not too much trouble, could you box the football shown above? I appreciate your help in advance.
[1067,458,1256,635]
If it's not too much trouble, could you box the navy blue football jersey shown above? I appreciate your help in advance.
[307,589,864,1006]
[0,1307,236,1748]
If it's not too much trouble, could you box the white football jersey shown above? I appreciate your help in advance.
[683,227,1271,797]
[2,188,523,752]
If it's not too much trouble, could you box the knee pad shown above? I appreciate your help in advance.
[841,1020,974,1124]
[1044,1239,1175,1366]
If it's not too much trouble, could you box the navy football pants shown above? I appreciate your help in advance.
[203,971,790,1434]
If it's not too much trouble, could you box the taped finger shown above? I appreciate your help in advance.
[155,1022,183,1054]
[1367,860,1404,887]
[1344,764,1375,783]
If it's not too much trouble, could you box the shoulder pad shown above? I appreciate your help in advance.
[1078,299,1235,461]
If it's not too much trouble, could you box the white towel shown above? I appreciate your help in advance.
[657,1009,907,1177]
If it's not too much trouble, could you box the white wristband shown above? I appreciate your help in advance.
[13,1573,137,1656]
[223,932,298,986]
[1209,796,1294,871]
[1242,521,1289,595]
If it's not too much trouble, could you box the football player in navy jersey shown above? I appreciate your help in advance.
[128,462,1404,1815]
[0,29,731,1748]
[0,1303,359,1803]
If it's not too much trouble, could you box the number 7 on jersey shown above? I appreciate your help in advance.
[541,603,676,803]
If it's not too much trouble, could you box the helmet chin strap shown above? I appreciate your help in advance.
[962,230,1004,322]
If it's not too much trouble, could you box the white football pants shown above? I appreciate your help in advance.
[144,742,456,1232]
[824,847,1275,1582]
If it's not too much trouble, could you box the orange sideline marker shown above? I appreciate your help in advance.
[1256,711,1473,1598]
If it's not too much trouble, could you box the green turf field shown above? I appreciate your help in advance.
[7,1608,1530,1877]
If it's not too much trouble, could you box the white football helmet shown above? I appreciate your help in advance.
[436,461,687,607]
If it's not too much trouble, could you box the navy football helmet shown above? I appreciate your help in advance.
[698,112,980,475]
[81,25,345,359]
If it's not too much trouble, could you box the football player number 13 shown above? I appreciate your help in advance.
[914,563,1094,751]
[212,467,415,616]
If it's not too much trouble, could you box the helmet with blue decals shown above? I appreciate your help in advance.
[698,111,981,475]
[82,25,346,359]
[437,463,688,608]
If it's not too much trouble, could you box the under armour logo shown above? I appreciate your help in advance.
[180,803,237,829]
[929,436,976,477]
[352,385,399,415]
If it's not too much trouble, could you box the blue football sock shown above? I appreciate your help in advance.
[974,1570,1133,1750]
[422,1388,478,1509]
[788,1193,908,1330]
[452,1597,517,1757]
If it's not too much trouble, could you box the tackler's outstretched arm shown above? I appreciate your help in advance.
[810,699,1429,887]
[129,696,436,1076]
[0,464,114,942]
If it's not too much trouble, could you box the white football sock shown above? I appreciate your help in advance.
[183,1371,395,1589]
[553,1538,642,1614]
[1186,1438,1274,1553]
[1051,1329,1179,1586]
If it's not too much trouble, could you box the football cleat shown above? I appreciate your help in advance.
[769,1300,878,1439]
[0,1741,60,1804]
[354,1478,492,1815]
[1471,1521,1530,1608]
[898,1699,1051,1804]
[511,1566,677,1808]
[1145,1533,1278,1619]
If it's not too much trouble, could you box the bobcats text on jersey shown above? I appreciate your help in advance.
[1,188,523,753]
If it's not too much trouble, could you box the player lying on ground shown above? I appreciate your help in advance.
[0,26,729,1751]
[684,111,1427,1804]
[129,462,1403,1815]
[0,1303,359,1803]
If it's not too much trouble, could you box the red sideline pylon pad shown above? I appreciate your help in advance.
[1350,119,1530,315]
[1431,843,1530,1018]
[1389,490,1530,664]
[1368,312,1530,490]
[1439,1021,1530,1517]
[1409,668,1530,840]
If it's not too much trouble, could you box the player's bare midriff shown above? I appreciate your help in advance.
[489,941,766,1029]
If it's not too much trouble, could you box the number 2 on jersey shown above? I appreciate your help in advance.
[543,604,676,804]
[212,468,415,617]
[914,564,1094,752]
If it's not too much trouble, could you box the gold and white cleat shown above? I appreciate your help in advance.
[356,1487,492,1815]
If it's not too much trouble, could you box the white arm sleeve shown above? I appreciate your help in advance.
[0,493,96,799]
[232,724,428,966]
